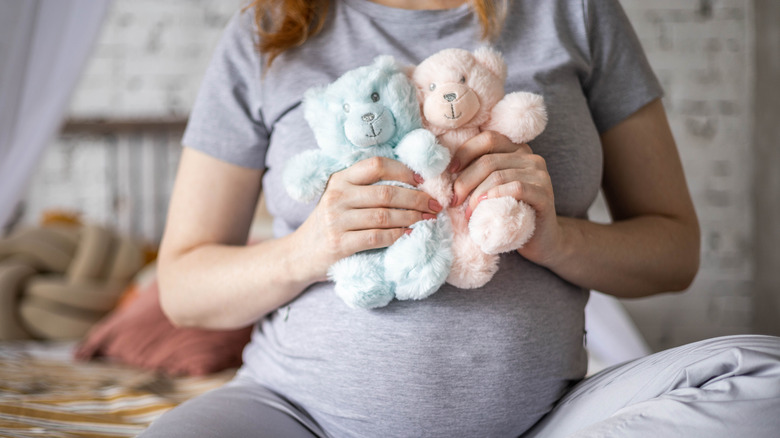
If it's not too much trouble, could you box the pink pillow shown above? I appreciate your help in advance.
[75,281,253,376]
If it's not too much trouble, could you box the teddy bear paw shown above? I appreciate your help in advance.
[395,129,451,180]
[469,197,536,254]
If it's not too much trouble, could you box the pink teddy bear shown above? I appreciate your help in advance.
[411,47,548,289]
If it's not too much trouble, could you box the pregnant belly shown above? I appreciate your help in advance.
[245,260,588,437]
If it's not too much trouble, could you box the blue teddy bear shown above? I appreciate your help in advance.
[283,56,453,309]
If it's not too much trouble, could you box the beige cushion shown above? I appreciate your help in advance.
[19,295,103,340]
[0,261,36,340]
[26,276,126,313]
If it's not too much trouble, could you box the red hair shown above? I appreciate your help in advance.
[249,0,506,66]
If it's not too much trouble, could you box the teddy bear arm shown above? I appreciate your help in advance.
[283,150,343,203]
[394,129,451,180]
[483,92,548,144]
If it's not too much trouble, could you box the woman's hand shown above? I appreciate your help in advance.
[293,156,443,282]
[449,130,562,267]
[449,100,700,298]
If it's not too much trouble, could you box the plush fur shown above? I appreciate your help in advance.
[412,47,548,289]
[283,56,453,309]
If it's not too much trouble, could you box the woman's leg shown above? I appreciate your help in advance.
[524,335,780,438]
[139,376,325,438]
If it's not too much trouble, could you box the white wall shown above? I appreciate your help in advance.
[20,0,770,351]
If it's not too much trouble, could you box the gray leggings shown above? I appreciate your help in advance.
[140,335,780,437]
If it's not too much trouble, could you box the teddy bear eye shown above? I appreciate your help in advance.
[459,76,466,84]
[371,92,380,102]
[343,103,350,113]
[429,83,436,91]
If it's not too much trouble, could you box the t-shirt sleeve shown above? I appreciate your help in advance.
[581,0,664,134]
[181,10,269,169]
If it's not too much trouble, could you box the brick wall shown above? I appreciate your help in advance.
[69,0,243,119]
[21,0,764,351]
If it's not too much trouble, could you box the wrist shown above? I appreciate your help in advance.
[538,216,578,272]
[283,228,330,285]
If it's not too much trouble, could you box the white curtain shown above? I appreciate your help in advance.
[0,0,111,231]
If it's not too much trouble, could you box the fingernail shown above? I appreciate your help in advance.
[422,213,437,220]
[429,199,442,212]
[477,194,488,203]
[448,158,460,174]
[413,173,424,184]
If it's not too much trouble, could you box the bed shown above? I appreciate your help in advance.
[0,341,236,437]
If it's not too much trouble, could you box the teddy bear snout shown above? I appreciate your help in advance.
[423,83,480,129]
[343,105,396,148]
[435,83,471,103]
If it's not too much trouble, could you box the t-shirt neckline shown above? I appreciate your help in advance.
[342,0,472,24]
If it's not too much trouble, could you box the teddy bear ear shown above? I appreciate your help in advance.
[302,85,330,126]
[473,46,508,82]
[372,55,402,75]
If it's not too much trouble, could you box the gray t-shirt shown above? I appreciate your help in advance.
[182,1,662,437]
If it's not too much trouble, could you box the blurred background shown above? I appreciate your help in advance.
[2,0,779,352]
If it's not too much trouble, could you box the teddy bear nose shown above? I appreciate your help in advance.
[443,93,457,102]
[362,113,375,122]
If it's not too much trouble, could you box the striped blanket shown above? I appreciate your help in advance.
[0,341,235,437]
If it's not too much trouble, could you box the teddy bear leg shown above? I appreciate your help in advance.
[329,250,395,309]
[468,196,536,254]
[386,214,453,302]
[445,205,499,289]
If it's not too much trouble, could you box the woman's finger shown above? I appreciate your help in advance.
[339,228,409,254]
[338,156,419,187]
[343,184,442,214]
[339,208,435,231]
[465,171,552,220]
[449,131,531,174]
[452,153,526,205]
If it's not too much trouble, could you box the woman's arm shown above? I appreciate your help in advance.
[158,147,440,329]
[552,99,700,296]
[158,148,310,329]
[451,99,700,298]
